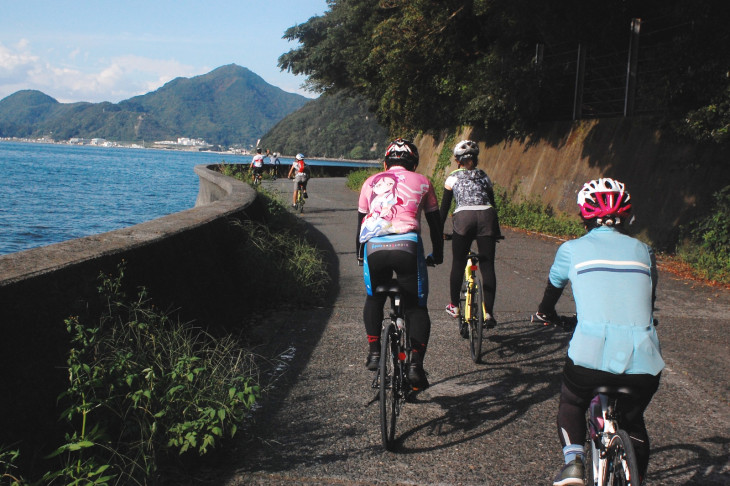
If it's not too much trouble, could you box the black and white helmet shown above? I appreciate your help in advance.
[453,139,479,164]
[384,138,419,169]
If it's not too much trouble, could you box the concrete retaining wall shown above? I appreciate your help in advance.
[416,118,730,248]
[0,164,261,465]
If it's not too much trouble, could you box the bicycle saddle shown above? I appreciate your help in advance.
[374,279,402,295]
[592,386,641,398]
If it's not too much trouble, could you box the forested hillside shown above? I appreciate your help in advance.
[259,90,388,160]
[0,65,308,147]
[279,0,730,145]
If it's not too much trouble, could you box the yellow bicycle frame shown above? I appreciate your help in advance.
[463,256,485,321]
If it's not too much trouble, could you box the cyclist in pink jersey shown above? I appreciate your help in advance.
[357,138,443,389]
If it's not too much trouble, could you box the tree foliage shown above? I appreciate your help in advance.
[279,0,730,142]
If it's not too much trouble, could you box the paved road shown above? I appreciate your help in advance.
[182,177,730,485]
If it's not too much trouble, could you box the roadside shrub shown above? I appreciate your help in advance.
[677,185,730,284]
[214,167,332,306]
[346,167,379,191]
[494,184,584,238]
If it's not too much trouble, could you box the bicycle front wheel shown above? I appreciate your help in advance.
[606,429,641,486]
[469,278,484,363]
[379,323,398,451]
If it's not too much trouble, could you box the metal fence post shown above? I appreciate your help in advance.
[573,43,586,120]
[624,18,642,117]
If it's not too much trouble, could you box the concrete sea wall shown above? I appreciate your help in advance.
[0,164,262,463]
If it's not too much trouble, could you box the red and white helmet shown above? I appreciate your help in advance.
[384,138,419,168]
[577,178,632,224]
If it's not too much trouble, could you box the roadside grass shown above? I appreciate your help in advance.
[219,162,332,305]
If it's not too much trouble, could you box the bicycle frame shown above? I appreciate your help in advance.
[461,251,486,363]
[294,183,306,213]
[587,387,641,486]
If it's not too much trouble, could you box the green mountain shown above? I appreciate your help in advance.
[259,90,388,160]
[0,65,308,147]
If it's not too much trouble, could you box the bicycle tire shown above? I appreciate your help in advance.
[458,279,469,338]
[469,277,484,363]
[606,429,641,486]
[379,323,398,450]
[585,438,599,486]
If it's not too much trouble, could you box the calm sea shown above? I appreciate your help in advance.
[0,141,375,256]
[0,141,244,255]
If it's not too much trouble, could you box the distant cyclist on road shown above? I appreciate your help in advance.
[356,138,443,389]
[287,153,310,207]
[250,147,265,182]
[270,151,281,180]
[532,178,664,486]
[440,139,501,335]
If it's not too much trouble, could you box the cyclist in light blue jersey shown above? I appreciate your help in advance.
[533,178,664,486]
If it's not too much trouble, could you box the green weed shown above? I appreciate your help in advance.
[38,262,260,485]
[676,185,730,284]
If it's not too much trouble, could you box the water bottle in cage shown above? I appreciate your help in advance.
[396,317,405,332]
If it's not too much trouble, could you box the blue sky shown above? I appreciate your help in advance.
[0,0,329,103]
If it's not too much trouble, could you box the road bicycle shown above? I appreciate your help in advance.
[459,251,488,363]
[251,169,263,186]
[585,386,642,486]
[293,182,306,213]
[371,279,413,451]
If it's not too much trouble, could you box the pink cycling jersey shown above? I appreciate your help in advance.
[358,166,438,243]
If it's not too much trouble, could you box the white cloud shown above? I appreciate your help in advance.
[0,40,39,80]
[0,41,201,103]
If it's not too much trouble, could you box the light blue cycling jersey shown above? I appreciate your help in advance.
[549,226,664,375]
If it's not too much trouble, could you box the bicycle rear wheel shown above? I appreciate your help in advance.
[458,279,468,338]
[296,188,305,213]
[469,278,484,363]
[379,323,398,450]
[606,429,641,486]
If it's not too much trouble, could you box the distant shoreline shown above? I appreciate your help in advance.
[0,137,381,164]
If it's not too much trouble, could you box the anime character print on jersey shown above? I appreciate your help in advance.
[358,169,433,243]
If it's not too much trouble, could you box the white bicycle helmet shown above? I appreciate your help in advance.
[577,178,632,225]
[295,153,305,161]
[453,139,479,164]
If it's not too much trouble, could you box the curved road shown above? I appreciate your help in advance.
[183,177,729,485]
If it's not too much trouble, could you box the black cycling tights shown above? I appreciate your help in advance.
[558,359,661,477]
[449,233,497,315]
[363,247,430,363]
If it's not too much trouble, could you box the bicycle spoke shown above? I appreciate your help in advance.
[607,430,640,486]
